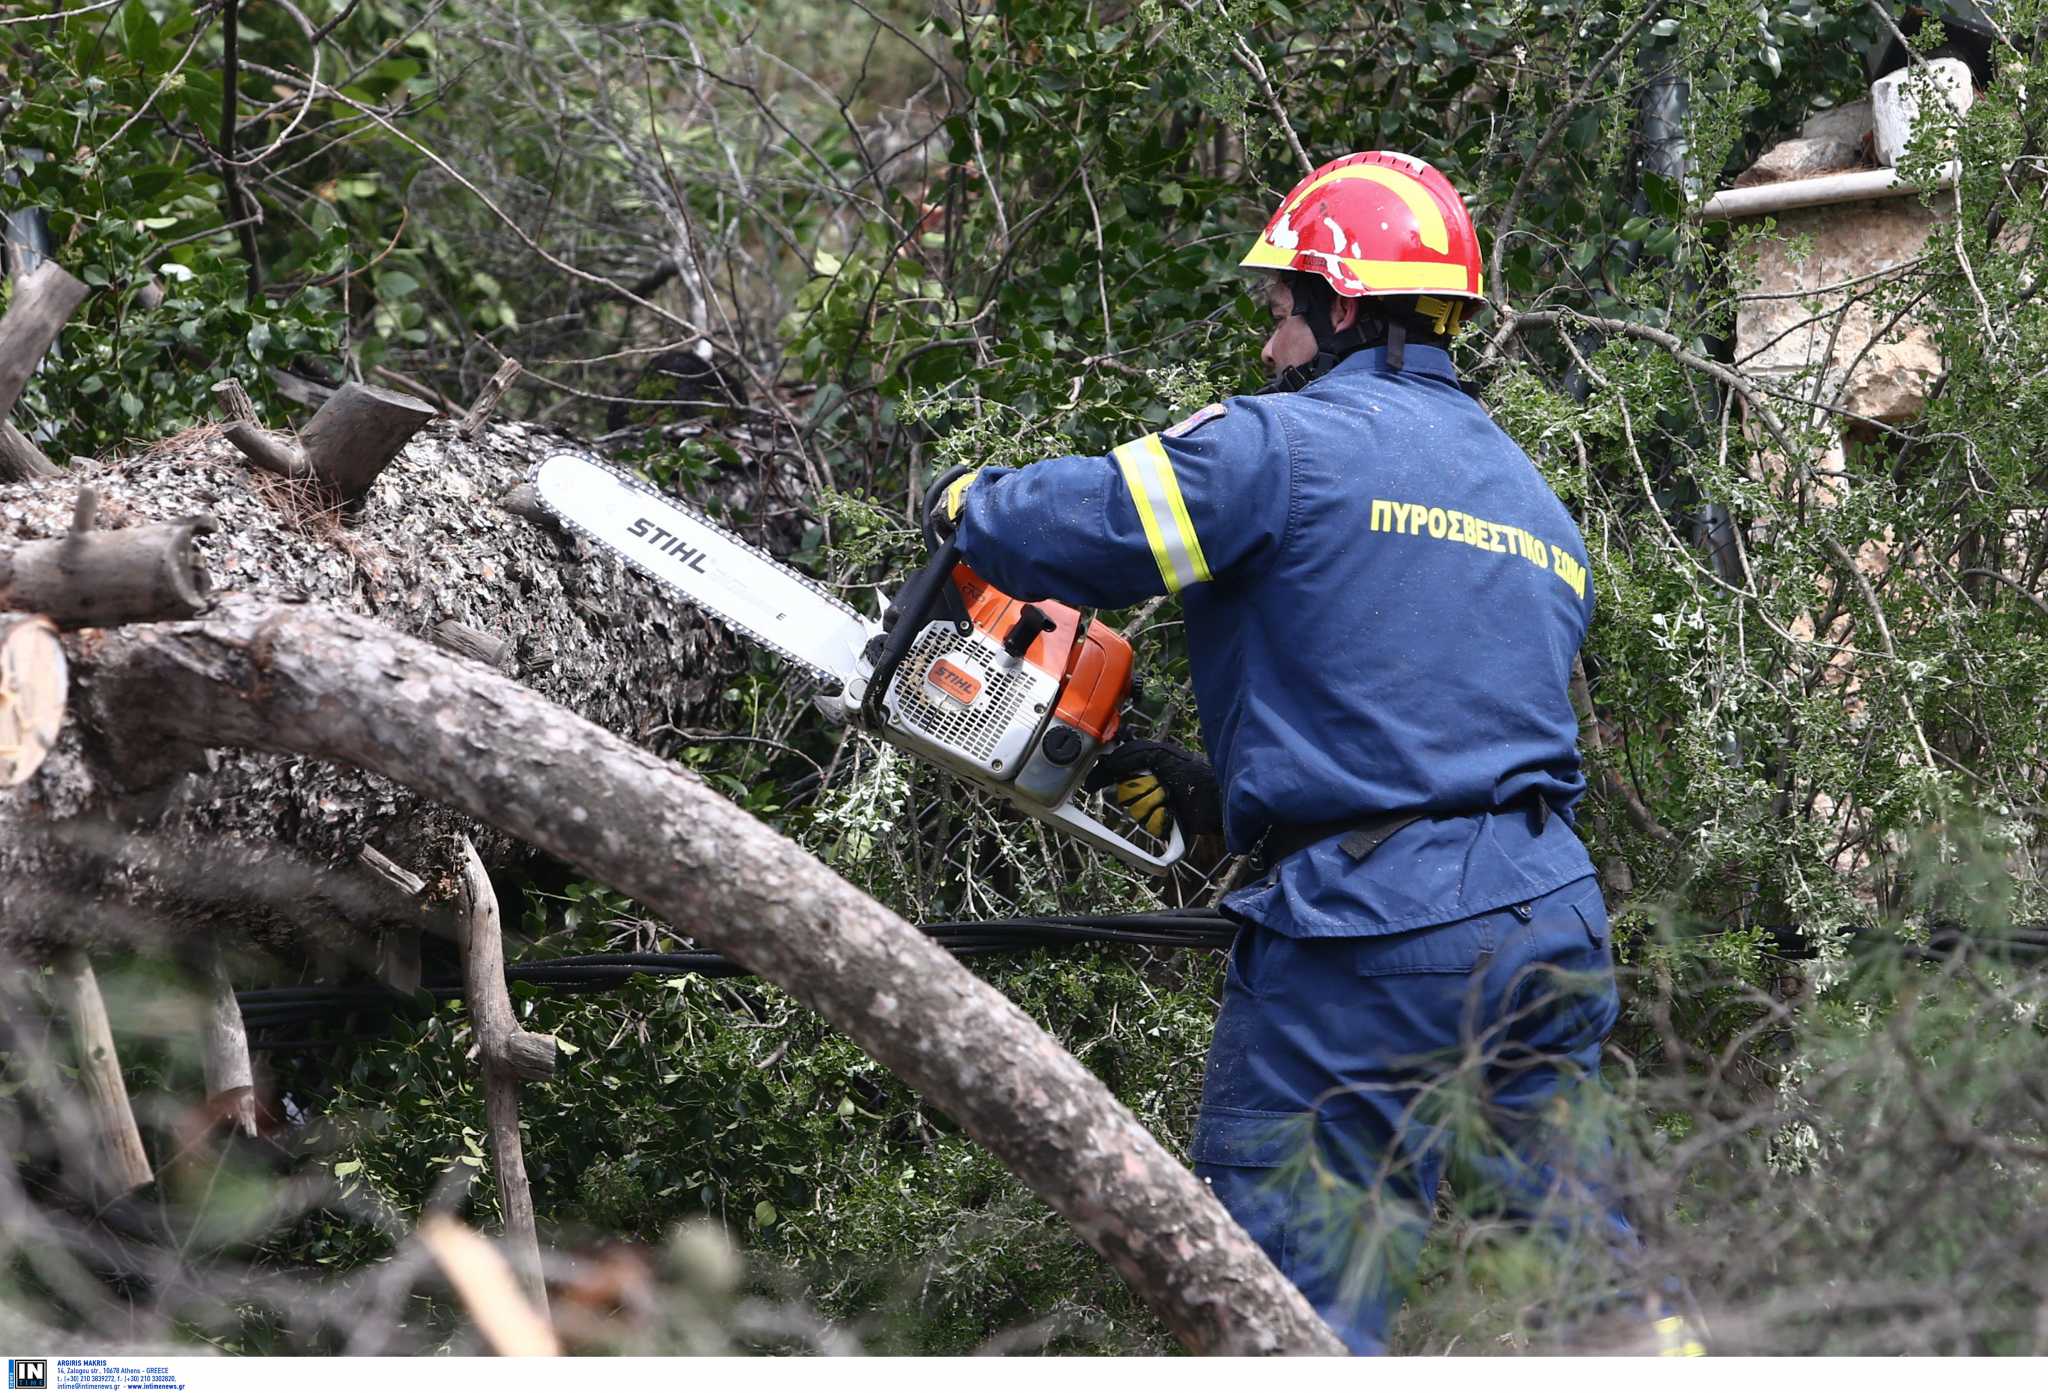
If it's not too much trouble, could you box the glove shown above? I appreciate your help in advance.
[1086,739,1224,839]
[927,467,982,539]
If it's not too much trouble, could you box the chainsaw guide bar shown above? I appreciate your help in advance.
[530,450,876,692]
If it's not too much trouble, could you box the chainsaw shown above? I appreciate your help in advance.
[529,450,1185,874]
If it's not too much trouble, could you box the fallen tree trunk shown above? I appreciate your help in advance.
[1,419,775,958]
[73,593,1342,1356]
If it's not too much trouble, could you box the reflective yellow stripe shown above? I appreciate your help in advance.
[1239,240,1479,297]
[1114,434,1211,593]
[1653,1315,1705,1357]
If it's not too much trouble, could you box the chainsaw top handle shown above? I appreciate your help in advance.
[861,466,978,726]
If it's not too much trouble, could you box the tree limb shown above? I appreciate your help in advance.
[0,261,90,423]
[77,594,1342,1355]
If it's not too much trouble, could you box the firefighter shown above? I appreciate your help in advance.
[936,151,1633,1353]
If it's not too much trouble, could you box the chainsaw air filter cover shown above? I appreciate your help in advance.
[876,566,1135,802]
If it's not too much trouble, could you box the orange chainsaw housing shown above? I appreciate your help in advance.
[951,565,1130,742]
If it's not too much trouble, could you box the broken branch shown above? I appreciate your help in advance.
[53,950,154,1196]
[460,359,522,439]
[456,833,553,1316]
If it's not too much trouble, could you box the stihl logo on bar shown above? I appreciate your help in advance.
[628,517,710,572]
[924,657,983,707]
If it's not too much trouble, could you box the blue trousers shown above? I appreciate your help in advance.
[1191,875,1629,1354]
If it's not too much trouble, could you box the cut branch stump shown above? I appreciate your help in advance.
[0,260,90,422]
[224,382,436,501]
[460,360,522,439]
[210,379,258,424]
[430,620,510,670]
[54,951,154,1195]
[0,611,66,786]
[496,482,556,530]
[299,383,437,496]
[0,501,216,629]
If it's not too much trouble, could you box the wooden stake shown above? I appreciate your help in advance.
[459,360,521,439]
[454,833,554,1317]
[53,951,154,1195]
[0,611,66,787]
[0,261,90,422]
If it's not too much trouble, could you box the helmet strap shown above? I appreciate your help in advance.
[1259,273,1381,393]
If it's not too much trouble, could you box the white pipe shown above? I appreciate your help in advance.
[1696,161,1958,220]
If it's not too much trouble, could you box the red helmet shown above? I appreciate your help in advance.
[1239,151,1484,303]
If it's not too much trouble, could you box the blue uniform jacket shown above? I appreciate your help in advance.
[953,343,1598,937]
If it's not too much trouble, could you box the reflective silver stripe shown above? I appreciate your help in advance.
[1114,434,1211,593]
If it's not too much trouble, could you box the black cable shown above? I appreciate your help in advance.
[230,910,2047,1051]
[232,912,1239,1046]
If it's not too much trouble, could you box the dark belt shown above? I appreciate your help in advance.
[1252,794,1550,874]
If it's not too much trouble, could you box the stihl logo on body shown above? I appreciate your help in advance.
[924,657,983,707]
[628,517,710,572]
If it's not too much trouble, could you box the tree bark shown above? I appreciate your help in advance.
[1,421,752,957]
[1,611,65,787]
[53,951,154,1195]
[454,834,552,1318]
[0,261,90,422]
[0,421,58,483]
[76,594,1342,1355]
[0,516,216,629]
